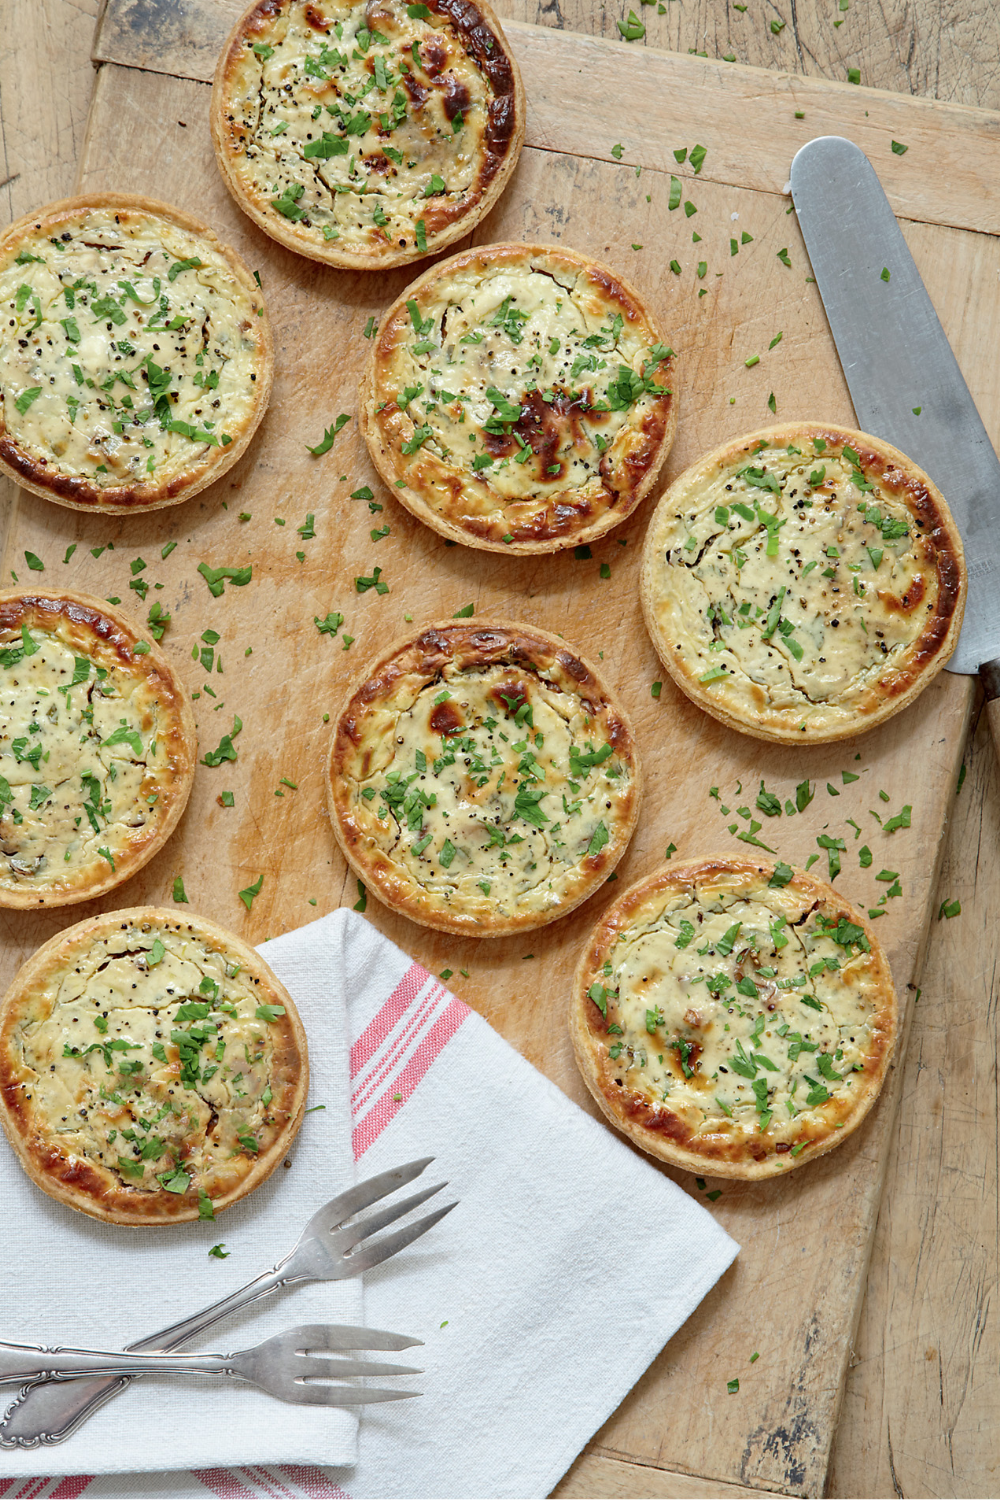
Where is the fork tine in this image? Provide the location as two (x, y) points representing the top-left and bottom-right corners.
(291, 1356), (423, 1378)
(289, 1385), (421, 1405)
(281, 1324), (423, 1352)
(299, 1158), (435, 1242)
(328, 1181), (447, 1254)
(336, 1200), (458, 1277)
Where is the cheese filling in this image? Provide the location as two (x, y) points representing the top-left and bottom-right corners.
(348, 663), (631, 915)
(0, 625), (169, 889)
(660, 440), (937, 710)
(593, 882), (881, 1144)
(222, 0), (504, 252)
(387, 264), (670, 501)
(13, 926), (284, 1200)
(0, 209), (262, 491)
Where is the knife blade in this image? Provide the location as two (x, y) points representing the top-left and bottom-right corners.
(788, 134), (1000, 694)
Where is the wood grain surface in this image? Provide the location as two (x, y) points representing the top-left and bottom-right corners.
(1, 2), (998, 1497)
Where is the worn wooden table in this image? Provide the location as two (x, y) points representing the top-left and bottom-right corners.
(1, 3), (997, 1497)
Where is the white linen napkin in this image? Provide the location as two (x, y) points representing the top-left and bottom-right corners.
(0, 916), (362, 1479)
(8, 909), (738, 1500)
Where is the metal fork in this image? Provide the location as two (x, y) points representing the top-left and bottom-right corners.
(0, 1325), (423, 1407)
(0, 1157), (455, 1447)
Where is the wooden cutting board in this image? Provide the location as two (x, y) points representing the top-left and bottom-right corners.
(3, 4), (998, 1493)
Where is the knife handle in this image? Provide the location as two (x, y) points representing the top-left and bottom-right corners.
(982, 659), (1000, 766)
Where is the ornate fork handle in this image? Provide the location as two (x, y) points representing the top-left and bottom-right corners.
(0, 1342), (233, 1385)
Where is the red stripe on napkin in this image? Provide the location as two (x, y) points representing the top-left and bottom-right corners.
(278, 1468), (352, 1498)
(351, 985), (442, 1110)
(48, 1482), (93, 1498)
(353, 997), (469, 1158)
(192, 1470), (260, 1499)
(240, 1466), (297, 1498)
(349, 962), (430, 1075)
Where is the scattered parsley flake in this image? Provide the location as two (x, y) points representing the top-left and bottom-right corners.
(617, 8), (646, 39)
(307, 413), (350, 455)
(238, 874), (264, 910)
(356, 567), (389, 595)
(197, 562), (251, 598)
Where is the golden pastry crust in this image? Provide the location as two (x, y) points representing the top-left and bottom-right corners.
(211, 0), (524, 270)
(327, 619), (642, 935)
(570, 854), (898, 1180)
(0, 908), (308, 1225)
(0, 590), (196, 908)
(0, 193), (272, 513)
(640, 423), (966, 743)
(360, 242), (678, 552)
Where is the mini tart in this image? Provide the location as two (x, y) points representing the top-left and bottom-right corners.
(0, 194), (272, 513)
(0, 590), (196, 908)
(360, 242), (677, 552)
(327, 619), (641, 935)
(211, 0), (524, 270)
(570, 855), (897, 1180)
(640, 423), (966, 743)
(0, 908), (308, 1225)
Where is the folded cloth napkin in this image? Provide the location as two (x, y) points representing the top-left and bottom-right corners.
(9, 909), (738, 1500)
(0, 917), (362, 1480)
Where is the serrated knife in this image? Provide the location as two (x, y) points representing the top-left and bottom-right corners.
(789, 135), (1000, 744)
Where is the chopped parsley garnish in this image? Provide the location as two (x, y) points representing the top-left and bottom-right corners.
(587, 821), (610, 857)
(271, 182), (307, 220)
(15, 387), (42, 414)
(168, 256), (203, 281)
(256, 1003), (286, 1022)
